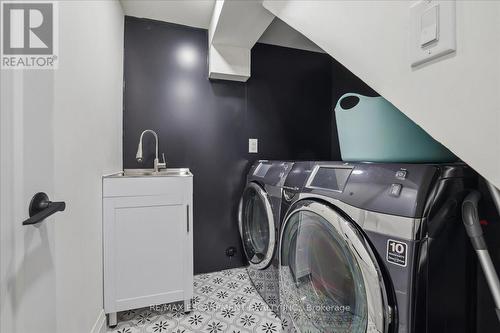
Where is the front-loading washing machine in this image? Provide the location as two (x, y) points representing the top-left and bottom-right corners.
(239, 160), (293, 313)
(279, 161), (476, 333)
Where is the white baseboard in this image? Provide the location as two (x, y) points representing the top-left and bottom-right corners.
(90, 309), (106, 333)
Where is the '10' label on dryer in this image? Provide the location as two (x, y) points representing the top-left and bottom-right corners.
(387, 239), (408, 267)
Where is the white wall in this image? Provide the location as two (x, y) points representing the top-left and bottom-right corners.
(264, 0), (500, 187)
(53, 1), (123, 333)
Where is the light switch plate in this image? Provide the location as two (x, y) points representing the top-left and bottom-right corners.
(420, 5), (439, 46)
(248, 139), (258, 153)
(410, 0), (456, 67)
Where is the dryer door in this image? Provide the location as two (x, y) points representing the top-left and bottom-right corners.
(280, 200), (391, 333)
(239, 182), (276, 269)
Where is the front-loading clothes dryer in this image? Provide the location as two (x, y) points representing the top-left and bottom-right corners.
(239, 160), (293, 313)
(279, 162), (476, 333)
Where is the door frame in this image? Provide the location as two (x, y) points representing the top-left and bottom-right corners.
(0, 70), (25, 333)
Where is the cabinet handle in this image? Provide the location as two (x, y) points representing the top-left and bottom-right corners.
(187, 204), (190, 233)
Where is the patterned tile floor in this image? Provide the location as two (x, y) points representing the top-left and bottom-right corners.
(108, 267), (283, 333)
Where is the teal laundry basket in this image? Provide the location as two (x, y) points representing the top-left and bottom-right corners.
(334, 93), (457, 163)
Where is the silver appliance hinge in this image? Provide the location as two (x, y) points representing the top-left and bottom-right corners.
(388, 305), (393, 323)
(187, 204), (190, 233)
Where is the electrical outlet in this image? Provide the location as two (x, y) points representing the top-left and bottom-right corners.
(249, 138), (258, 153)
(225, 247), (236, 257)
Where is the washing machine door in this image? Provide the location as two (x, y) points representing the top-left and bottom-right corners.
(239, 182), (276, 269)
(280, 200), (391, 333)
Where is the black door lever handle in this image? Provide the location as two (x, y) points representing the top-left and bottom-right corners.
(23, 192), (66, 226)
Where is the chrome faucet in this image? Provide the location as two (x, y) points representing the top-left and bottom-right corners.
(135, 129), (166, 172)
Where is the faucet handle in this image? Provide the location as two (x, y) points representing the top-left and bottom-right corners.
(158, 153), (167, 169)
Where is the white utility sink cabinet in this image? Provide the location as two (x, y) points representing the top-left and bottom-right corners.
(102, 169), (193, 325)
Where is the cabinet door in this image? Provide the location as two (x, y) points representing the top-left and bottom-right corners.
(104, 195), (189, 312)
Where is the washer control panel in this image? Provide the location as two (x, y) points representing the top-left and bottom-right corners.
(300, 162), (445, 218)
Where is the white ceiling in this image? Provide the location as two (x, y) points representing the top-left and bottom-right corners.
(120, 0), (216, 29)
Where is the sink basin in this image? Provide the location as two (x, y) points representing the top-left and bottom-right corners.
(118, 168), (192, 177)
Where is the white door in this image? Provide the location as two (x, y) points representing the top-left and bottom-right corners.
(0, 70), (59, 332)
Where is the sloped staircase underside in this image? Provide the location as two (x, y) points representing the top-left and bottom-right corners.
(263, 0), (500, 187)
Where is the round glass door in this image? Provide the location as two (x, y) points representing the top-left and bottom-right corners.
(239, 183), (275, 269)
(280, 201), (389, 333)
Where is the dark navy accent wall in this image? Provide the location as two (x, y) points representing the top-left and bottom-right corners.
(123, 17), (247, 274)
(123, 16), (377, 274)
(246, 43), (334, 161)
